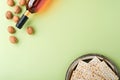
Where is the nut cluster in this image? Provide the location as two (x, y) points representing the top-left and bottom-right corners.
(6, 0), (35, 44)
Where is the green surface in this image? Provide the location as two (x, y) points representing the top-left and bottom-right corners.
(0, 0), (120, 80)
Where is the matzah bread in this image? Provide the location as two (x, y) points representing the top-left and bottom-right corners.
(70, 71), (85, 80)
(71, 60), (104, 80)
(89, 57), (105, 79)
(75, 60), (88, 71)
(71, 61), (87, 80)
(96, 61), (119, 80)
(89, 56), (101, 66)
(70, 56), (119, 80)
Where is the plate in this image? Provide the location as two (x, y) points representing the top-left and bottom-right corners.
(65, 54), (120, 80)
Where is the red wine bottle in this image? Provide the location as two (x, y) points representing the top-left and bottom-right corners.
(16, 0), (45, 29)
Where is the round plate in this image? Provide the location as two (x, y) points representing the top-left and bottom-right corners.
(65, 54), (120, 80)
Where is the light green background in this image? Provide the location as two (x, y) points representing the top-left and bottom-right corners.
(0, 0), (120, 80)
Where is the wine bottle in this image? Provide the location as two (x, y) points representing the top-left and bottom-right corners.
(16, 0), (45, 29)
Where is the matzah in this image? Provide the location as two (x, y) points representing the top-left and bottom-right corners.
(70, 56), (119, 80)
(89, 56), (101, 66)
(96, 61), (119, 80)
(75, 60), (88, 71)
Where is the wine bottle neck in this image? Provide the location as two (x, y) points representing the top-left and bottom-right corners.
(24, 10), (31, 17)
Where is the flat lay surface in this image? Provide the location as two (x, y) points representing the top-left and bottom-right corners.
(0, 0), (120, 80)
